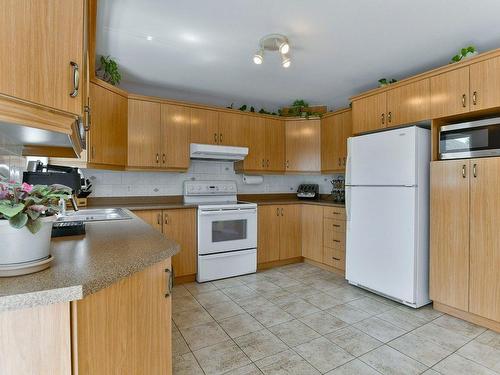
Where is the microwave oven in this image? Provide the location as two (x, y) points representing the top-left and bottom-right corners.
(439, 117), (500, 160)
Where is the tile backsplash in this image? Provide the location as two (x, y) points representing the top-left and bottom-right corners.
(83, 161), (340, 197)
(0, 131), (25, 182)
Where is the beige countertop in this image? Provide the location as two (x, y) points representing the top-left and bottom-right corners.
(0, 210), (179, 312)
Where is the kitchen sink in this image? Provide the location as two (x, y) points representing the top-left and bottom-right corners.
(57, 208), (132, 223)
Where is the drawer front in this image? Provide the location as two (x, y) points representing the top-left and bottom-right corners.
(323, 206), (346, 220)
(323, 225), (345, 250)
(324, 218), (346, 233)
(323, 247), (345, 270)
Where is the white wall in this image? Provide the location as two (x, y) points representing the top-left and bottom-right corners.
(83, 160), (340, 197)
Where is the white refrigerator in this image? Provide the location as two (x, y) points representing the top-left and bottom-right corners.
(345, 126), (431, 308)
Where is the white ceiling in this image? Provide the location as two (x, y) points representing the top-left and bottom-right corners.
(96, 0), (500, 111)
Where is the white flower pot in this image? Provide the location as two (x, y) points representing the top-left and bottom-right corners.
(0, 216), (55, 266)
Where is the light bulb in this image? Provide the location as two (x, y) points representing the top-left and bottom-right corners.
(279, 41), (290, 55)
(253, 50), (264, 65)
(281, 55), (291, 68)
(146, 35), (153, 41)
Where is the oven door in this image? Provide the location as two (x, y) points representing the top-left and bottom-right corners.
(198, 207), (257, 255)
(439, 118), (500, 159)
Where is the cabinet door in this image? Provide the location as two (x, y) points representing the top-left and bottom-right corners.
(161, 104), (191, 170)
(340, 110), (353, 167)
(134, 210), (163, 233)
(285, 120), (321, 172)
(244, 117), (266, 171)
(75, 259), (172, 375)
(430, 66), (470, 118)
(352, 93), (386, 134)
(218, 112), (246, 146)
(386, 79), (430, 127)
(163, 209), (197, 277)
(88, 82), (128, 167)
(266, 119), (285, 172)
(469, 56), (500, 111)
(301, 205), (323, 263)
(469, 157), (500, 321)
(0, 0), (84, 115)
(430, 160), (470, 311)
(190, 108), (219, 145)
(128, 99), (161, 168)
(279, 205), (302, 260)
(257, 205), (281, 264)
(320, 115), (339, 172)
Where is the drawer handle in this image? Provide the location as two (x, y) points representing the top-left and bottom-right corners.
(333, 239), (341, 243)
(333, 224), (341, 228)
(165, 268), (174, 297)
(332, 212), (340, 215)
(332, 257), (341, 261)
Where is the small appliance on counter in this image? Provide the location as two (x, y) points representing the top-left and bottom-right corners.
(297, 184), (319, 200)
(330, 176), (345, 203)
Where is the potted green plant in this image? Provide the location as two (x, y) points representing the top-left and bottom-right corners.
(378, 78), (398, 87)
(451, 46), (478, 63)
(0, 179), (71, 275)
(96, 55), (122, 85)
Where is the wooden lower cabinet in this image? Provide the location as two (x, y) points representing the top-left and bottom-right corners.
(133, 208), (197, 279)
(74, 259), (172, 375)
(431, 157), (500, 330)
(163, 209), (197, 278)
(322, 207), (346, 272)
(301, 205), (323, 263)
(257, 204), (302, 264)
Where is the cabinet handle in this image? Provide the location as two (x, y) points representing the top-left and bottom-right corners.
(332, 257), (341, 261)
(472, 91), (477, 106)
(164, 214), (169, 224)
(157, 213), (162, 225)
(214, 133), (218, 143)
(262, 159), (265, 168)
(333, 239), (341, 243)
(285, 160), (289, 169)
(462, 164), (466, 178)
(381, 113), (385, 125)
(162, 153), (166, 164)
(69, 61), (80, 97)
(281, 208), (284, 216)
(219, 133), (223, 143)
(276, 207), (280, 216)
(462, 94), (467, 108)
(83, 98), (91, 131)
(156, 153), (159, 163)
(387, 111), (392, 123)
(473, 163), (477, 178)
(164, 268), (174, 297)
(267, 159), (270, 167)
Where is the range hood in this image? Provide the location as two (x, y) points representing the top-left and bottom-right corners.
(190, 143), (248, 161)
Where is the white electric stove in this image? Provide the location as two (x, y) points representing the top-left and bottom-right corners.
(184, 180), (257, 282)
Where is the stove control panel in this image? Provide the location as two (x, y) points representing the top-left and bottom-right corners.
(184, 180), (237, 196)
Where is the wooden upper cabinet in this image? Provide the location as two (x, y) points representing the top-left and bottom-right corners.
(429, 160), (470, 312)
(88, 81), (127, 167)
(469, 56), (500, 111)
(257, 205), (281, 264)
(266, 119), (285, 172)
(285, 119), (321, 173)
(301, 205), (323, 263)
(430, 66), (470, 118)
(128, 99), (161, 168)
(161, 104), (190, 170)
(190, 108), (219, 145)
(279, 205), (302, 260)
(321, 110), (352, 172)
(163, 209), (197, 278)
(469, 157), (500, 322)
(0, 0), (85, 115)
(386, 79), (430, 127)
(352, 92), (386, 134)
(244, 117), (266, 171)
(218, 112), (246, 146)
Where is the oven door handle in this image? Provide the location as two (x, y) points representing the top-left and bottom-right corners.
(200, 249), (256, 259)
(199, 209), (257, 216)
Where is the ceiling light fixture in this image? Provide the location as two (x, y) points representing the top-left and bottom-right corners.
(253, 34), (291, 68)
(146, 35), (153, 41)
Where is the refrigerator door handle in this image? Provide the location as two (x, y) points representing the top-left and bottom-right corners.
(345, 186), (351, 222)
(345, 138), (352, 186)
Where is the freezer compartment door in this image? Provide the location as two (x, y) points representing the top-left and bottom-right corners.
(346, 186), (417, 304)
(347, 127), (417, 186)
(197, 249), (257, 282)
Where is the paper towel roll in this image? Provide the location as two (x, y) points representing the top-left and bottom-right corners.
(242, 175), (264, 185)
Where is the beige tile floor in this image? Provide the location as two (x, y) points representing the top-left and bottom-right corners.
(172, 263), (500, 375)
